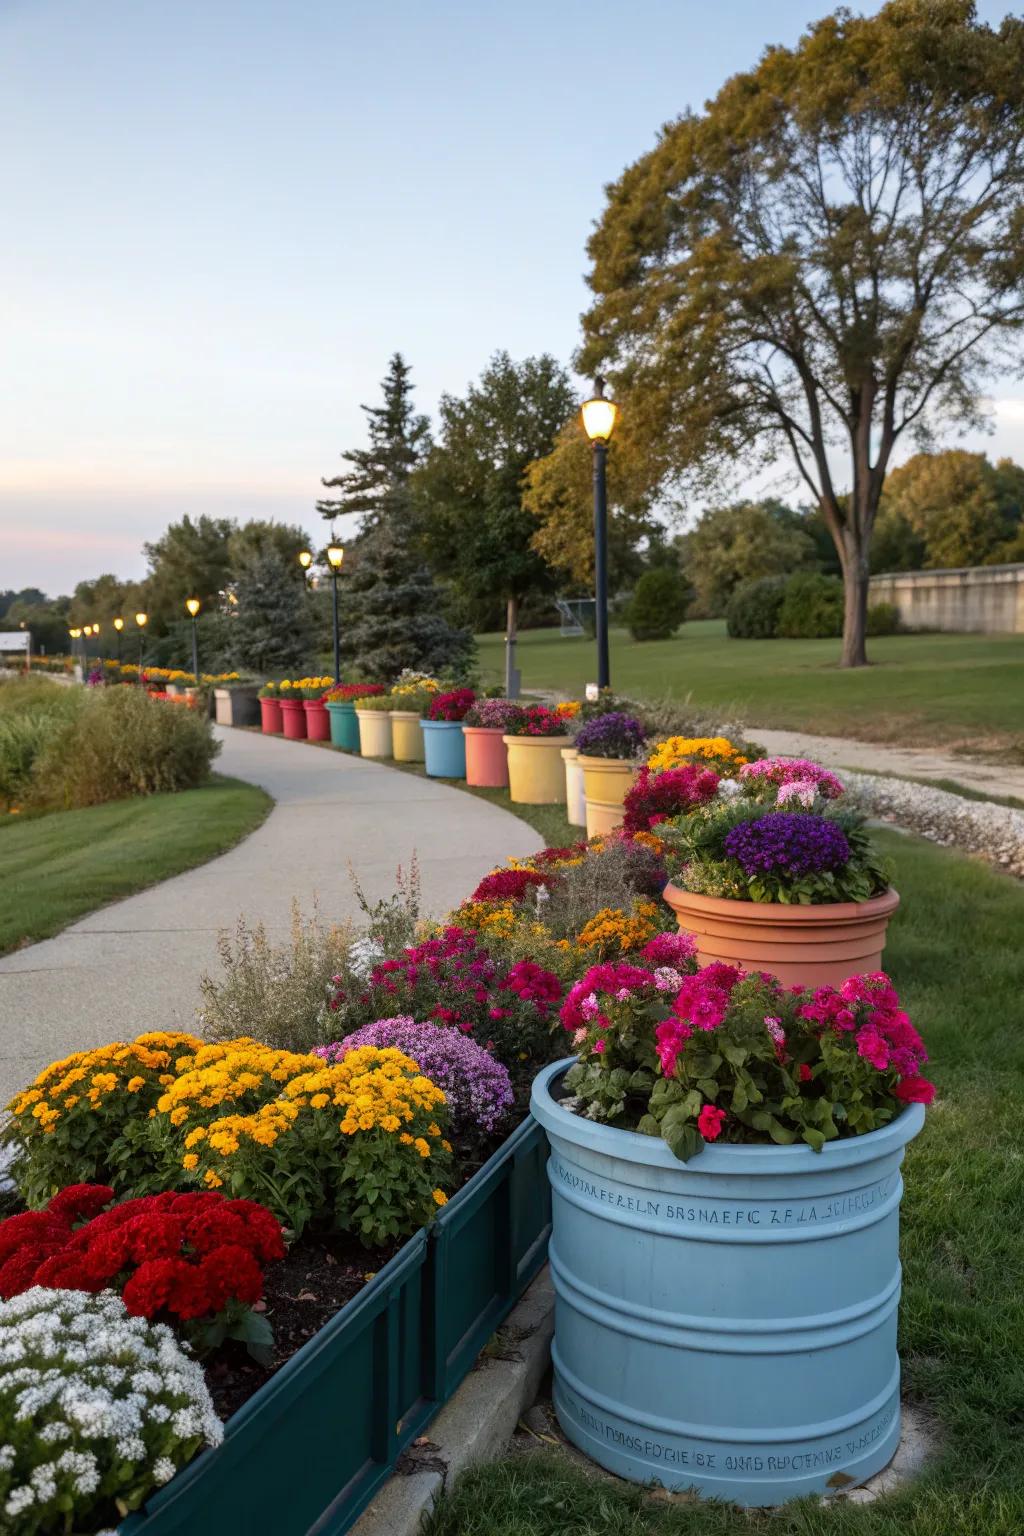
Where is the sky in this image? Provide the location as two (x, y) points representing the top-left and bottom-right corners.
(1, 0), (1022, 596)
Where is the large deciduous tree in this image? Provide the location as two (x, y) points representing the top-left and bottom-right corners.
(681, 500), (819, 616)
(875, 449), (1024, 570)
(577, 0), (1024, 665)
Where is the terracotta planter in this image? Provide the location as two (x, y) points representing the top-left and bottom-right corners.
(303, 698), (331, 742)
(502, 734), (572, 804)
(279, 697), (308, 740)
(259, 697), (283, 734)
(662, 884), (901, 989)
(356, 708), (393, 759)
(561, 748), (586, 827)
(390, 710), (425, 762)
(464, 726), (509, 788)
(577, 754), (640, 839)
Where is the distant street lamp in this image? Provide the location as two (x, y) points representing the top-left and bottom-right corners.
(581, 376), (620, 691)
(134, 612), (148, 683)
(298, 550), (313, 572)
(185, 598), (201, 685)
(326, 543), (344, 683)
(69, 627), (82, 673)
(83, 625), (94, 678)
(113, 616), (124, 662)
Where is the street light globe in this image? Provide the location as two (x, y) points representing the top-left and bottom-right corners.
(93, 621), (101, 634)
(83, 625), (93, 638)
(135, 612), (148, 628)
(326, 544), (344, 570)
(69, 628), (81, 639)
(298, 550), (313, 570)
(113, 617), (124, 632)
(186, 597), (201, 617)
(581, 376), (619, 443)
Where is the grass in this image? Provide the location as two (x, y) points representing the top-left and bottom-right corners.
(0, 774), (271, 954)
(475, 622), (1024, 755)
(423, 825), (1024, 1536)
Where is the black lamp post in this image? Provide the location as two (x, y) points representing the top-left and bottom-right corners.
(185, 598), (201, 684)
(134, 612), (148, 683)
(581, 376), (620, 690)
(113, 617), (124, 663)
(326, 542), (344, 683)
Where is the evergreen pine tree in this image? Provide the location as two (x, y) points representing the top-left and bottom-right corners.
(319, 354), (471, 680)
(230, 547), (314, 676)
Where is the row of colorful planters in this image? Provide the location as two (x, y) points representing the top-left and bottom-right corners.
(257, 693), (632, 836)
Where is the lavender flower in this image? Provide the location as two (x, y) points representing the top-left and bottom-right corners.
(574, 712), (647, 760)
(316, 1017), (513, 1133)
(463, 698), (526, 731)
(723, 813), (851, 879)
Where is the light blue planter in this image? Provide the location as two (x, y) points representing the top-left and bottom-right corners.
(530, 1060), (925, 1507)
(421, 718), (467, 779)
(326, 699), (361, 752)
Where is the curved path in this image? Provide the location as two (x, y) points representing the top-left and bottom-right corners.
(0, 728), (543, 1107)
(749, 727), (1024, 802)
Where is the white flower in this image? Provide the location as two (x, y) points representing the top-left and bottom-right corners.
(153, 1457), (177, 1485)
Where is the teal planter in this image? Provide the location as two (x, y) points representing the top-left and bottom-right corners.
(531, 1060), (924, 1507)
(421, 718), (467, 778)
(119, 1115), (550, 1536)
(326, 699), (360, 752)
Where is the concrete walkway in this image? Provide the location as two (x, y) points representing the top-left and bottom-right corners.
(0, 728), (543, 1107)
(751, 728), (1024, 801)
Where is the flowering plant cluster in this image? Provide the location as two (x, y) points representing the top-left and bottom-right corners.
(391, 670), (441, 698)
(277, 676), (335, 700)
(502, 705), (570, 738)
(330, 927), (564, 1065)
(317, 1018), (513, 1133)
(0, 1287), (223, 1534)
(463, 698), (526, 731)
(738, 756), (845, 805)
(0, 1186), (285, 1363)
(427, 688), (476, 722)
(622, 764), (720, 834)
(647, 735), (750, 776)
(564, 961), (933, 1161)
(574, 712), (647, 760)
(661, 796), (890, 905)
(323, 682), (384, 702)
(575, 900), (664, 959)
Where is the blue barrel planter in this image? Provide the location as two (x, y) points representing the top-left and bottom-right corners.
(531, 1059), (925, 1507)
(326, 699), (361, 752)
(421, 718), (467, 779)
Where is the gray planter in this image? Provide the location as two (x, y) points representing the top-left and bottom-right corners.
(214, 687), (260, 727)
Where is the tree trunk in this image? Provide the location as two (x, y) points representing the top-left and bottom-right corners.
(504, 595), (519, 698)
(839, 541), (870, 668)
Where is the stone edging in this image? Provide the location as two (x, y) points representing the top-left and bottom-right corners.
(846, 770), (1024, 879)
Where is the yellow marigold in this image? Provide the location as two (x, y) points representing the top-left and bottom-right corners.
(646, 735), (748, 773)
(125, 1076), (145, 1093)
(203, 1170), (223, 1188)
(432, 1189), (448, 1206)
(182, 1153), (199, 1171)
(414, 1137), (431, 1158)
(310, 1093), (330, 1110)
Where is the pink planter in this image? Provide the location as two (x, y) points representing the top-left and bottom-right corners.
(259, 697), (283, 734)
(280, 697), (308, 740)
(303, 698), (331, 742)
(463, 725), (509, 788)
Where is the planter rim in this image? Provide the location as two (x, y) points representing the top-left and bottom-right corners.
(560, 746), (579, 762)
(463, 723), (506, 736)
(302, 697), (327, 709)
(531, 1057), (923, 1175)
(325, 698), (356, 711)
(421, 717), (466, 730)
(279, 695), (304, 707)
(389, 708), (423, 719)
(355, 705), (392, 717)
(576, 753), (639, 770)
(502, 733), (572, 748)
(663, 882), (900, 924)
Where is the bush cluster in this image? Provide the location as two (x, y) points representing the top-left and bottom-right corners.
(727, 573), (900, 640)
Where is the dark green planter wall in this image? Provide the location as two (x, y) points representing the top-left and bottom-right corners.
(120, 1115), (550, 1536)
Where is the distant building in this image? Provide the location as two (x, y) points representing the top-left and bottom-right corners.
(869, 562), (1024, 633)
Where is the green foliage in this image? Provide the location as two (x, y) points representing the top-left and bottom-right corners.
(229, 545), (315, 676)
(142, 514), (235, 632)
(877, 450), (1024, 571)
(776, 572), (844, 639)
(725, 575), (786, 639)
(625, 567), (689, 640)
(681, 501), (818, 617)
(866, 601), (900, 637)
(318, 352), (431, 530)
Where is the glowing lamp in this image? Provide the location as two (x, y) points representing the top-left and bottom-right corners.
(186, 597), (201, 617)
(581, 377), (619, 443)
(326, 545), (344, 570)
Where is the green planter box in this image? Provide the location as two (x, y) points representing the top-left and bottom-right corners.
(119, 1114), (550, 1536)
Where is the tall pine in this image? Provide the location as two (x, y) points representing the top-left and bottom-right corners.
(319, 354), (471, 680)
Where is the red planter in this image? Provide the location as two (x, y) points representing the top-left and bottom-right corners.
(280, 697), (308, 740)
(259, 697), (283, 734)
(303, 698), (331, 742)
(463, 726), (509, 788)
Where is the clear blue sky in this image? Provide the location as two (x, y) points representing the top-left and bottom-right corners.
(1, 0), (1020, 593)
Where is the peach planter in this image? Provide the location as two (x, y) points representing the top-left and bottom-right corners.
(463, 725), (509, 787)
(390, 710), (425, 763)
(662, 884), (901, 990)
(356, 708), (393, 759)
(578, 755), (639, 839)
(502, 734), (572, 805)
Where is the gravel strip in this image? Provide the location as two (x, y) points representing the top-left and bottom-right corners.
(846, 772), (1024, 879)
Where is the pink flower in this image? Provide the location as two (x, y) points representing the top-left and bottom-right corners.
(697, 1105), (726, 1141)
(891, 1076), (935, 1105)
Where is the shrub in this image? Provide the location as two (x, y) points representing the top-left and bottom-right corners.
(0, 1186), (285, 1362)
(0, 1287), (222, 1533)
(867, 600), (900, 636)
(31, 687), (219, 809)
(625, 568), (689, 641)
(725, 575), (787, 638)
(317, 1019), (513, 1133)
(776, 571), (844, 638)
(563, 967), (933, 1160)
(574, 712), (647, 760)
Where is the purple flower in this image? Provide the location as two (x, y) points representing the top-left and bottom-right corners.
(315, 1016), (513, 1133)
(574, 712), (647, 760)
(723, 813), (851, 880)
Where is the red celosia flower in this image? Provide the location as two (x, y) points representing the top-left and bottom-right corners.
(623, 764), (719, 834)
(471, 867), (549, 904)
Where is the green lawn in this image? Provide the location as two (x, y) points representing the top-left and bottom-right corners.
(475, 623), (1024, 755)
(0, 774), (271, 953)
(425, 825), (1024, 1536)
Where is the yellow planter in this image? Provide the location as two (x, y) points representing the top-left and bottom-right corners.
(390, 711), (425, 762)
(356, 708), (393, 759)
(502, 734), (572, 804)
(578, 754), (640, 839)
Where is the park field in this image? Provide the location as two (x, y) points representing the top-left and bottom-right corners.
(475, 621), (1024, 755)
